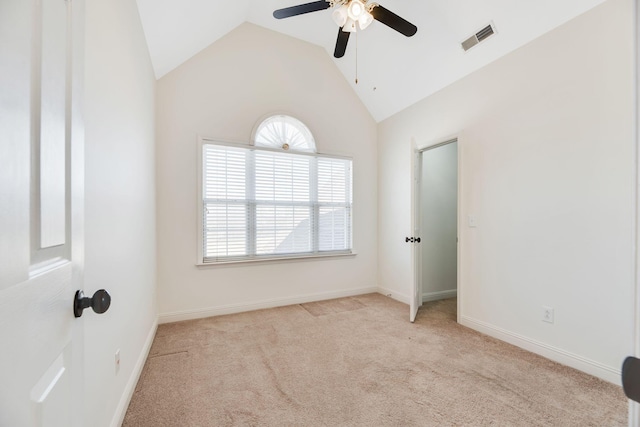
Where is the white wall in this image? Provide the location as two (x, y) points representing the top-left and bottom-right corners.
(156, 23), (378, 320)
(84, 0), (157, 425)
(420, 142), (458, 300)
(378, 0), (634, 383)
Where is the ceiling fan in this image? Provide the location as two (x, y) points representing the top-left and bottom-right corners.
(273, 0), (417, 58)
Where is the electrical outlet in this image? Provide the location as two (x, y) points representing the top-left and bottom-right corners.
(542, 306), (554, 324)
(115, 349), (121, 374)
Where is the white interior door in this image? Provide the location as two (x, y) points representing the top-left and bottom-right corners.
(0, 0), (85, 425)
(410, 150), (422, 322)
(410, 262), (421, 322)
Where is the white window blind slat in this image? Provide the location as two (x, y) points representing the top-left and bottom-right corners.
(202, 142), (352, 262)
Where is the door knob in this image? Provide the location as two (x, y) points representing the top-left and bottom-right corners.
(622, 356), (640, 403)
(74, 289), (111, 318)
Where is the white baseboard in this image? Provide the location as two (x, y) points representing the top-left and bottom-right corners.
(159, 286), (379, 324)
(376, 286), (410, 305)
(422, 289), (457, 303)
(110, 319), (158, 427)
(460, 315), (621, 385)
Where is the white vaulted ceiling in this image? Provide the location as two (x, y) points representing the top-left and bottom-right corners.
(135, 0), (606, 121)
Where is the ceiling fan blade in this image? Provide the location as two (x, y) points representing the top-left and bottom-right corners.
(333, 27), (350, 58)
(273, 1), (330, 19)
(370, 5), (417, 37)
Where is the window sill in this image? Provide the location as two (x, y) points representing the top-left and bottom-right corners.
(196, 252), (357, 267)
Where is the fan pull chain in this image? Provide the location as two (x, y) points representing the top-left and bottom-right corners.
(355, 31), (358, 84)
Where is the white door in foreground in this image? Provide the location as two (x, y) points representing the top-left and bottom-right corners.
(0, 0), (86, 425)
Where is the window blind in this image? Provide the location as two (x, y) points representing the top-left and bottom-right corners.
(202, 143), (352, 263)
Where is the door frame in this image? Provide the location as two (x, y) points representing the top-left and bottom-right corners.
(632, 1), (639, 426)
(411, 137), (462, 323)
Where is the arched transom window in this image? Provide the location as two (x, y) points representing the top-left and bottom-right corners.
(253, 115), (316, 153)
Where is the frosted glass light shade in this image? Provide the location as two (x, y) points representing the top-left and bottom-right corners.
(333, 0), (373, 32)
(347, 0), (365, 20)
(332, 5), (348, 27)
(358, 12), (373, 30)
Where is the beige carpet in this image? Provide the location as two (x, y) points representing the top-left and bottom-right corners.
(123, 295), (627, 426)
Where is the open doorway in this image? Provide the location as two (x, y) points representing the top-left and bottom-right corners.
(410, 139), (459, 322)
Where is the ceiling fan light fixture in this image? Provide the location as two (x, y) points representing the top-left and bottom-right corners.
(332, 5), (348, 27)
(358, 11), (373, 30)
(272, 0), (418, 59)
(343, 17), (357, 32)
(347, 0), (366, 20)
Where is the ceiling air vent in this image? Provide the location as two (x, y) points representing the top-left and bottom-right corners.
(461, 23), (496, 51)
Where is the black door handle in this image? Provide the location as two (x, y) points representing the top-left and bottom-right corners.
(405, 237), (421, 243)
(74, 289), (111, 318)
(623, 356), (640, 403)
(415, 237), (421, 243)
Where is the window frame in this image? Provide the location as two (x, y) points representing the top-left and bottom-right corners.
(196, 137), (355, 266)
(253, 114), (317, 153)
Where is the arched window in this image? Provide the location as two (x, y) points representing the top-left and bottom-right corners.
(253, 115), (316, 153)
